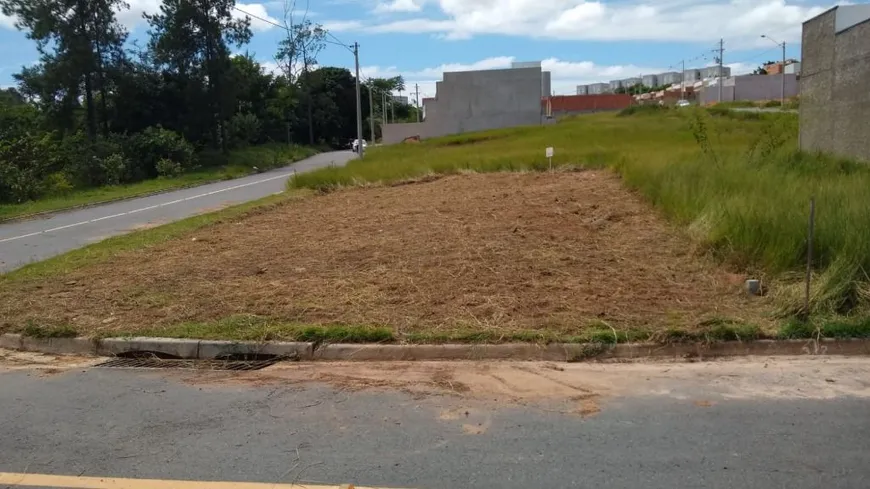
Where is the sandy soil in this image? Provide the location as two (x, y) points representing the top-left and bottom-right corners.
(0, 171), (770, 336)
(172, 357), (870, 417)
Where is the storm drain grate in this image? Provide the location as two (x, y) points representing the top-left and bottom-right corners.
(94, 357), (281, 371)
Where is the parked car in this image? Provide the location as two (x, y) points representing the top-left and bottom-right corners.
(352, 139), (368, 153)
(676, 99), (691, 108)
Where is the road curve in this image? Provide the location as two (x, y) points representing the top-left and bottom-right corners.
(0, 150), (357, 273)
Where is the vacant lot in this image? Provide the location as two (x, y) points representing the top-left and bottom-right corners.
(295, 108), (870, 318)
(0, 171), (769, 341)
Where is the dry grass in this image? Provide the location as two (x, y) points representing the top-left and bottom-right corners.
(0, 171), (772, 338)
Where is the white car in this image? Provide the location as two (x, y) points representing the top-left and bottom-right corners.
(352, 139), (368, 153)
(676, 99), (691, 108)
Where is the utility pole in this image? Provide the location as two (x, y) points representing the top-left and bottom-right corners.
(761, 35), (787, 107)
(391, 98), (395, 122)
(780, 41), (786, 107)
(368, 82), (375, 144)
(415, 83), (421, 122)
(681, 59), (686, 100)
(353, 42), (364, 158)
(382, 91), (387, 125)
(717, 38), (724, 103)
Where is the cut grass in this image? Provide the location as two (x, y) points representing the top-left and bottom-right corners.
(21, 322), (78, 339)
(0, 143), (317, 221)
(14, 315), (870, 346)
(1, 171), (769, 339)
(1, 190), (310, 283)
(290, 109), (870, 317)
(134, 315), (395, 344)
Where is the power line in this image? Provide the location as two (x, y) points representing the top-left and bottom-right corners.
(232, 6), (353, 53)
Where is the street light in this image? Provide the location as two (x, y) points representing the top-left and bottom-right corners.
(761, 34), (786, 108)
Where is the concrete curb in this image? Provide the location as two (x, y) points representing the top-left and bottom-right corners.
(3, 334), (870, 361)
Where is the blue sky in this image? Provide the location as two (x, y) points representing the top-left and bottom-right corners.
(1, 0), (835, 96)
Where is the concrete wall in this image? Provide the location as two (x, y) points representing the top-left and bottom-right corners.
(382, 122), (431, 144)
(382, 66), (544, 144)
(543, 94), (632, 116)
(700, 74), (798, 104)
(801, 6), (870, 162)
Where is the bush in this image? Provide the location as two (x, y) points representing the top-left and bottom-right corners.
(42, 172), (74, 196)
(126, 127), (196, 179)
(228, 113), (262, 148)
(763, 100), (783, 108)
(155, 158), (182, 177)
(0, 133), (55, 203)
(98, 153), (129, 185)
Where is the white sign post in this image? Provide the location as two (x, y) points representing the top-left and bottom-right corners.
(545, 147), (554, 171)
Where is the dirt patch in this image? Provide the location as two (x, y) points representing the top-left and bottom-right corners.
(0, 172), (769, 337)
(0, 349), (98, 372)
(168, 357), (870, 417)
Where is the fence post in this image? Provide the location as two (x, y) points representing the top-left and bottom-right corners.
(804, 197), (816, 318)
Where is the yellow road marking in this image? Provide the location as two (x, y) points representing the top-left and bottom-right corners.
(0, 472), (404, 489)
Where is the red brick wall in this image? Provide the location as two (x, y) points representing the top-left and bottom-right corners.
(542, 94), (632, 113)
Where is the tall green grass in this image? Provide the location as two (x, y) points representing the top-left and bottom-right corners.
(289, 109), (870, 316)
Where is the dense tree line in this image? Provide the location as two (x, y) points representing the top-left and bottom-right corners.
(0, 0), (411, 204)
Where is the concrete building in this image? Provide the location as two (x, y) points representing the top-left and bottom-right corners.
(785, 61), (802, 75)
(621, 77), (641, 88)
(683, 69), (701, 82)
(382, 66), (544, 144)
(512, 61), (551, 98)
(641, 74), (659, 87)
(800, 4), (870, 162)
(511, 61), (541, 69)
(391, 95), (409, 105)
(699, 66), (731, 79)
(587, 83), (610, 95)
(700, 74), (799, 104)
(608, 80), (623, 91)
(576, 85), (588, 95)
(660, 72), (681, 85)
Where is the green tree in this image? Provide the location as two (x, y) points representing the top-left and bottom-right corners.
(276, 8), (325, 145)
(146, 0), (252, 152)
(1, 0), (129, 140)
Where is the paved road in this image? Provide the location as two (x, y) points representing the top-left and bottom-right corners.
(2, 354), (869, 489)
(0, 151), (357, 273)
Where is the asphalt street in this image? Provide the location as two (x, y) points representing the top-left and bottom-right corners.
(2, 354), (869, 489)
(0, 151), (356, 273)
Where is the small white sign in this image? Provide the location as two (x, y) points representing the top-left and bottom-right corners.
(545, 147), (554, 158)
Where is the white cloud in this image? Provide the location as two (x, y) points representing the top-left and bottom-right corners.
(116, 0), (162, 29)
(0, 12), (17, 29)
(329, 0), (829, 46)
(375, 0), (426, 13)
(359, 56), (670, 97)
(233, 3), (281, 32)
(2, 0), (279, 32)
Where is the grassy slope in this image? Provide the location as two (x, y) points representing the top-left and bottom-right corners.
(0, 143), (317, 221)
(292, 108), (870, 319)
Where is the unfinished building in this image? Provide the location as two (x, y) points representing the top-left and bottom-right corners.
(382, 66), (544, 144)
(800, 4), (870, 162)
